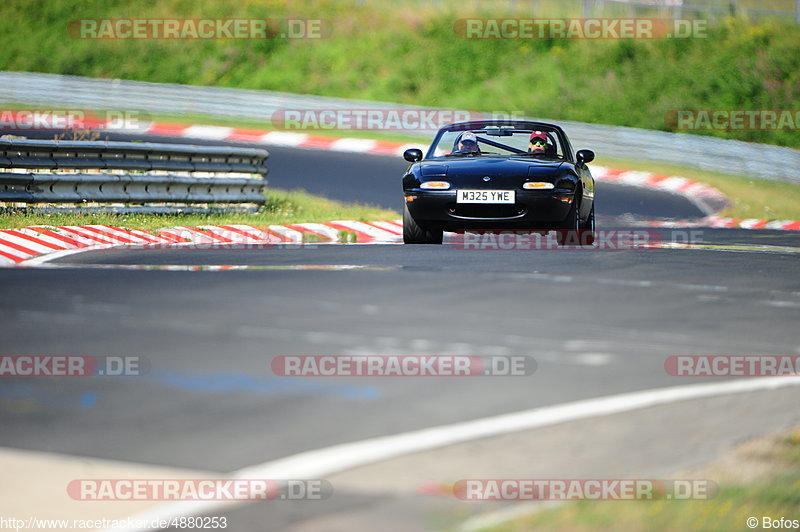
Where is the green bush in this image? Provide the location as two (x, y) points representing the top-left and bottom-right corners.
(2, 0), (798, 147)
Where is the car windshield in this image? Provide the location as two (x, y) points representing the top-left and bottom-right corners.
(429, 126), (567, 160)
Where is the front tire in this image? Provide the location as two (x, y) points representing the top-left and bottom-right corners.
(556, 196), (581, 246)
(403, 203), (443, 244)
(579, 202), (596, 246)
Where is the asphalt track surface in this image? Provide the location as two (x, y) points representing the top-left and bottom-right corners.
(1, 133), (800, 530)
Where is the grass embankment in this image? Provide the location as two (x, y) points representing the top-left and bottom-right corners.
(0, 188), (399, 231)
(1, 0), (799, 147)
(596, 157), (800, 221)
(489, 426), (800, 532)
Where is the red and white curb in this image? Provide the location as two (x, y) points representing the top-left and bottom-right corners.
(588, 167), (799, 229)
(641, 216), (800, 231)
(0, 221), (403, 267)
(589, 165), (797, 230)
(3, 213), (797, 268)
(590, 166), (730, 216)
(137, 123), (427, 157)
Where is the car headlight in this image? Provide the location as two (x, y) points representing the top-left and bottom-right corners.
(420, 181), (451, 190)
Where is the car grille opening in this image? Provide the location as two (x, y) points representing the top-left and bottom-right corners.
(448, 204), (526, 219)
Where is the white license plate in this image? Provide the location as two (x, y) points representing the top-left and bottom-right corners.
(457, 190), (515, 204)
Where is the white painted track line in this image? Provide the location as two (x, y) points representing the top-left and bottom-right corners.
(113, 377), (800, 531)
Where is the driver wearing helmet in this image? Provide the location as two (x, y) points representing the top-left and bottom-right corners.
(528, 131), (548, 155)
(455, 131), (481, 155)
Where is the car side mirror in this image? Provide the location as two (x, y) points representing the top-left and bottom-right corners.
(576, 149), (595, 165)
(403, 148), (423, 162)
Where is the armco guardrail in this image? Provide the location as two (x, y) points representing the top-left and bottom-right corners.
(1, 71), (799, 183)
(0, 138), (268, 210)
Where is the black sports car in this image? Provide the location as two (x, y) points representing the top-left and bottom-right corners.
(402, 120), (595, 245)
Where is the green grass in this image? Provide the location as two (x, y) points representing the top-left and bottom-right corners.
(594, 156), (800, 220)
(0, 188), (399, 231)
(488, 427), (800, 532)
(1, 0), (799, 148)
